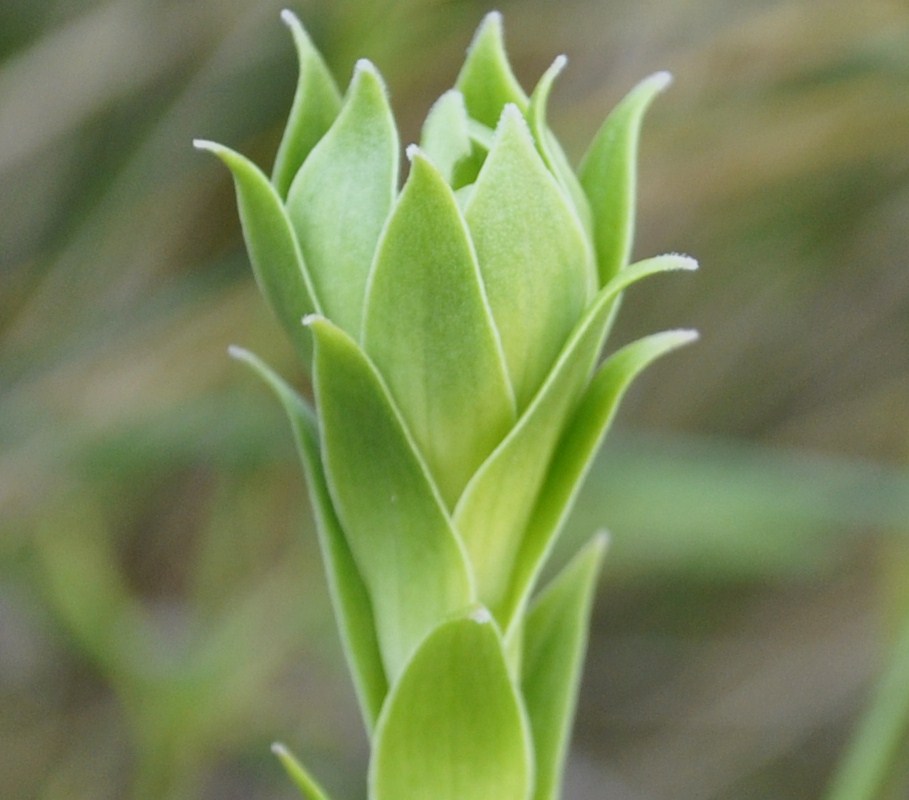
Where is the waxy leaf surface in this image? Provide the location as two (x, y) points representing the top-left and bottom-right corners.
(196, 141), (318, 365)
(311, 318), (474, 680)
(363, 152), (515, 509)
(466, 105), (594, 409)
(580, 72), (672, 284)
(271, 10), (342, 199)
(230, 348), (387, 729)
(522, 536), (606, 800)
(370, 610), (534, 800)
(286, 61), (398, 338)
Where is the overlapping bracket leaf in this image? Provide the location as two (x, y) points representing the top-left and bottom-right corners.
(309, 317), (475, 681)
(370, 608), (534, 800)
(455, 255), (696, 624)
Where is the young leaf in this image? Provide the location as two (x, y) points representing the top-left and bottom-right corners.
(527, 55), (594, 238)
(286, 60), (398, 339)
(362, 150), (515, 509)
(370, 609), (534, 800)
(309, 317), (474, 681)
(455, 11), (528, 127)
(271, 10), (342, 199)
(522, 535), (607, 800)
(419, 90), (472, 185)
(272, 742), (335, 800)
(194, 141), (319, 365)
(455, 255), (695, 621)
(503, 327), (699, 630)
(579, 72), (673, 285)
(229, 347), (387, 730)
(465, 105), (594, 410)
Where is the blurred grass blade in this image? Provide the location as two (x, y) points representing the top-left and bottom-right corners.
(230, 346), (388, 730)
(504, 325), (698, 629)
(369, 609), (534, 800)
(196, 141), (319, 365)
(309, 317), (474, 680)
(271, 10), (342, 198)
(455, 11), (528, 127)
(272, 743), (334, 800)
(824, 600), (909, 800)
(522, 535), (607, 800)
(286, 60), (398, 338)
(362, 149), (515, 508)
(579, 72), (672, 284)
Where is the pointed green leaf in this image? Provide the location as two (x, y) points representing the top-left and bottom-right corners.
(229, 347), (387, 730)
(522, 536), (607, 800)
(455, 11), (528, 127)
(455, 255), (696, 620)
(272, 743), (335, 800)
(466, 105), (595, 409)
(309, 317), (474, 680)
(504, 327), (699, 629)
(271, 10), (342, 199)
(363, 150), (515, 508)
(420, 90), (472, 185)
(195, 141), (319, 364)
(579, 72), (672, 284)
(527, 56), (594, 238)
(286, 60), (398, 338)
(370, 609), (534, 800)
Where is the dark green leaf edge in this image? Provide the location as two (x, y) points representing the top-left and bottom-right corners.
(229, 346), (388, 731)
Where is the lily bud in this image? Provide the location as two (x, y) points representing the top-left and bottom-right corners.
(200, 11), (696, 800)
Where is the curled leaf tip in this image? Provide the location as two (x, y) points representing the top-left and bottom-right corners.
(551, 53), (568, 73)
(271, 741), (288, 756)
(192, 138), (218, 152)
(405, 143), (421, 161)
(279, 8), (299, 27)
(648, 70), (674, 91)
(227, 344), (250, 360)
(469, 605), (493, 624)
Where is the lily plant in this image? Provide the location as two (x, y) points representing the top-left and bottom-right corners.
(196, 10), (696, 800)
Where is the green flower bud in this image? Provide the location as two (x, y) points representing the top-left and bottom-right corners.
(200, 11), (696, 800)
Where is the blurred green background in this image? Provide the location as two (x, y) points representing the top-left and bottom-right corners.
(2, 0), (908, 798)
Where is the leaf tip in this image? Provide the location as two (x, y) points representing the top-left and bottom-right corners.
(469, 605), (493, 625)
(279, 8), (299, 29)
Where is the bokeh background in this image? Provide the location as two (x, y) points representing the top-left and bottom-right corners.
(2, 0), (908, 798)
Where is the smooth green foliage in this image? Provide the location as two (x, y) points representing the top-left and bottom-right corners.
(363, 150), (515, 509)
(420, 90), (472, 185)
(580, 71), (673, 284)
(228, 346), (388, 730)
(455, 255), (695, 621)
(455, 12), (528, 127)
(194, 141), (318, 364)
(310, 317), (474, 681)
(271, 10), (342, 199)
(286, 60), (398, 338)
(466, 105), (594, 409)
(207, 12), (695, 799)
(522, 536), (606, 800)
(370, 609), (534, 800)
